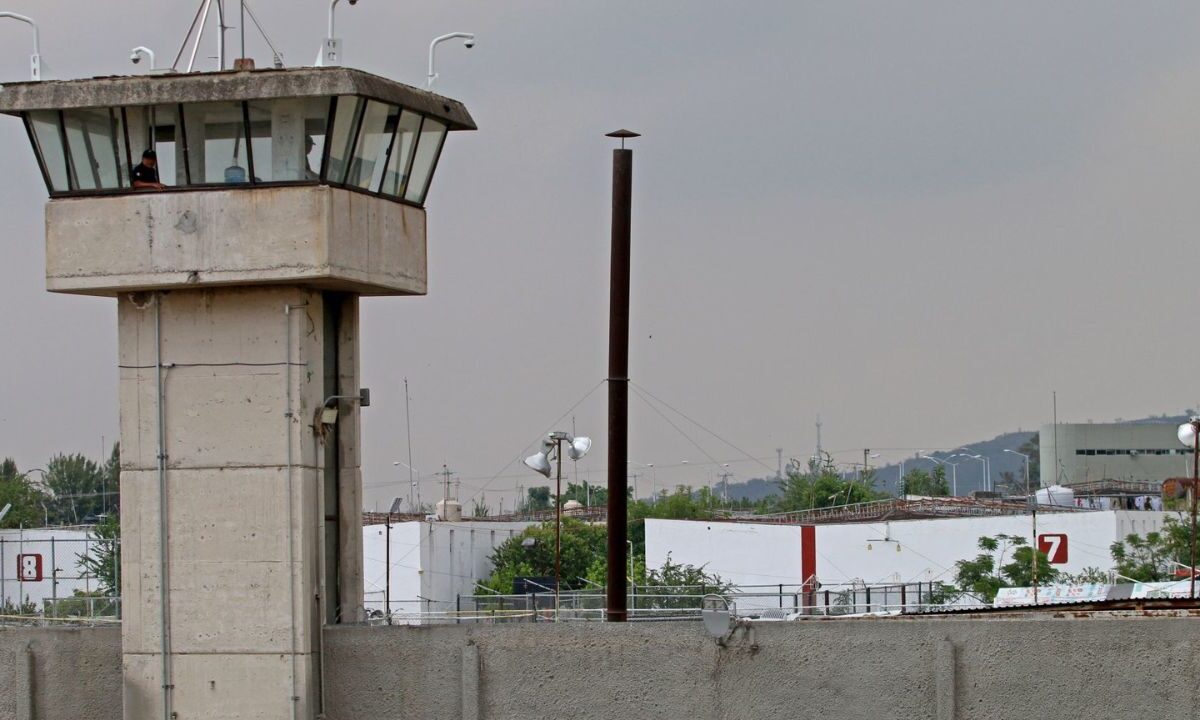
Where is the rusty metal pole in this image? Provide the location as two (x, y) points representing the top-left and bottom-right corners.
(555, 439), (563, 620)
(1191, 420), (1198, 600)
(606, 129), (638, 622)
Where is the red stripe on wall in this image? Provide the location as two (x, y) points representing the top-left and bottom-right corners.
(801, 525), (816, 590)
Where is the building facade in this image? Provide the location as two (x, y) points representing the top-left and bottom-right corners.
(1040, 422), (1187, 487)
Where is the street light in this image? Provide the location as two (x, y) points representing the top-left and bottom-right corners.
(0, 12), (41, 80)
(427, 32), (476, 90)
(920, 455), (959, 496)
(628, 460), (657, 502)
(1002, 448), (1039, 602)
(1176, 419), (1200, 600)
(391, 460), (421, 510)
(1003, 449), (1031, 495)
(954, 454), (989, 495)
(523, 431), (592, 617)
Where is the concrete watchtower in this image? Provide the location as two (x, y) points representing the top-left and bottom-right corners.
(0, 67), (474, 718)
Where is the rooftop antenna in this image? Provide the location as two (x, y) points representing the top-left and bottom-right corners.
(241, 2), (284, 68)
(0, 12), (41, 80)
(173, 0), (222, 72)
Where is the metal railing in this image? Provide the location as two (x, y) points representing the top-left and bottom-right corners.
(365, 581), (959, 624)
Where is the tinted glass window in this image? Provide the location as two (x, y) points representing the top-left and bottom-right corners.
(63, 108), (124, 190)
(28, 111), (70, 192)
(149, 105), (184, 185)
(346, 100), (399, 190)
(325, 95), (363, 184)
(404, 117), (446, 204)
(182, 101), (248, 184)
(381, 110), (422, 198)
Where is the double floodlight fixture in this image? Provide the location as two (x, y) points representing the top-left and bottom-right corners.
(523, 431), (592, 478)
(427, 32), (476, 90)
(320, 387), (371, 425)
(0, 12), (41, 80)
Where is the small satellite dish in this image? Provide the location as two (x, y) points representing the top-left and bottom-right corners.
(701, 594), (735, 640)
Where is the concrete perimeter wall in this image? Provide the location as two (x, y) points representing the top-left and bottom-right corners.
(0, 627), (120, 720)
(323, 617), (1199, 720)
(1, 617), (1198, 720)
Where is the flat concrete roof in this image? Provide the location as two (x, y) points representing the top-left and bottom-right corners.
(0, 66), (475, 130)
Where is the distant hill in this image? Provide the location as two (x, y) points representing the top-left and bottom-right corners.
(720, 411), (1194, 501)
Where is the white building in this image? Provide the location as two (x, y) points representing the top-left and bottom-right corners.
(362, 520), (533, 622)
(646, 510), (1175, 591)
(0, 527), (105, 610)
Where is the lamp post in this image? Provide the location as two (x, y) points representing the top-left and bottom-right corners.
(524, 431), (592, 618)
(0, 12), (41, 80)
(392, 460), (421, 511)
(1003, 449), (1031, 495)
(427, 32), (476, 90)
(1176, 420), (1200, 599)
(919, 455), (958, 496)
(628, 461), (657, 502)
(1008, 451), (1036, 602)
(954, 454), (988, 495)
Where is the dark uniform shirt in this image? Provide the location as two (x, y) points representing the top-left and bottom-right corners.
(131, 162), (160, 185)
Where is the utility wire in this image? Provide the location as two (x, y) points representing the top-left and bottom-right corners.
(629, 386), (724, 470)
(630, 381), (778, 475)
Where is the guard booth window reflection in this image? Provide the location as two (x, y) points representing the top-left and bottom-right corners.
(245, 97), (329, 183)
(27, 110), (70, 192)
(145, 105), (184, 185)
(325, 95), (364, 185)
(62, 108), (125, 190)
(182, 102), (249, 184)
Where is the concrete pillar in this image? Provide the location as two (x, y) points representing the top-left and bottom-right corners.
(117, 286), (359, 719)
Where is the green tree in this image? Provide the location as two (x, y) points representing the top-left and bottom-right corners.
(78, 513), (120, 596)
(44, 453), (107, 524)
(900, 467), (949, 497)
(470, 499), (491, 518)
(774, 454), (884, 512)
(949, 534), (1059, 603)
(556, 481), (607, 507)
(523, 486), (551, 512)
(0, 459), (51, 529)
(485, 519), (607, 592)
(1110, 516), (1194, 582)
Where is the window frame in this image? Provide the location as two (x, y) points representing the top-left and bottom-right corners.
(21, 91), (453, 208)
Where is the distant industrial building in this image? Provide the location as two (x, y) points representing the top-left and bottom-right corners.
(1040, 422), (1187, 488)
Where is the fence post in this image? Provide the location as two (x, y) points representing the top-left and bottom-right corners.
(779, 583), (783, 609)
(456, 594), (461, 625)
(50, 537), (57, 606)
(529, 593), (536, 623)
(900, 584), (907, 612)
(865, 586), (871, 614)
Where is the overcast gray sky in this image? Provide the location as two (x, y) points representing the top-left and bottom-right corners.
(2, 1), (1199, 510)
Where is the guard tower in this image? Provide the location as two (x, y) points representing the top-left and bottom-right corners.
(0, 67), (474, 719)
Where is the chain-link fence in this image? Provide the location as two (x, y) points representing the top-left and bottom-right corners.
(0, 533), (119, 625)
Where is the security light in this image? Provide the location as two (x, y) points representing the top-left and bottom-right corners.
(523, 451), (552, 478)
(427, 32), (477, 90)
